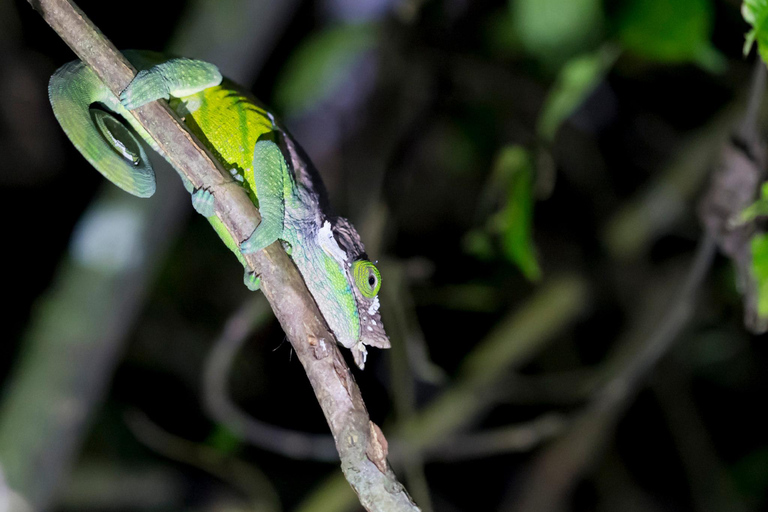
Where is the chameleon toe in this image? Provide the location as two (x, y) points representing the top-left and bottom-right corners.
(191, 188), (215, 217)
(243, 270), (261, 291)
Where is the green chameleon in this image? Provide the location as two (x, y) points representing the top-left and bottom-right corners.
(48, 50), (389, 368)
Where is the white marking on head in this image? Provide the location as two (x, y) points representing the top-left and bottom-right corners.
(367, 325), (373, 332)
(317, 220), (348, 264)
(367, 296), (380, 316)
(372, 319), (377, 326)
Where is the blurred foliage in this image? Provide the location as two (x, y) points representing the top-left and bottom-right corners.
(537, 44), (620, 142)
(487, 146), (541, 281)
(743, 0), (768, 61)
(273, 22), (378, 115)
(750, 233), (768, 322)
(616, 0), (724, 70)
(4, 0), (768, 511)
(511, 0), (605, 68)
(738, 181), (768, 223)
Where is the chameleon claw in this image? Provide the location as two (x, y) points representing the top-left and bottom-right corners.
(244, 270), (261, 291)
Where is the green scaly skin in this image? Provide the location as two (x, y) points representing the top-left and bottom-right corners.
(48, 50), (389, 368)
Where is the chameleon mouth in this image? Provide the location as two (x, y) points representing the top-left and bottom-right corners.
(359, 305), (390, 349)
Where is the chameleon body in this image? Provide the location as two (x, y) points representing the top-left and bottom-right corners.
(48, 51), (389, 367)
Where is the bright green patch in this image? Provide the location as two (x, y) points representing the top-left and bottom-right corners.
(511, 0), (604, 67)
(750, 233), (768, 321)
(737, 181), (768, 225)
(743, 0), (768, 64)
(490, 146), (541, 281)
(617, 0), (724, 71)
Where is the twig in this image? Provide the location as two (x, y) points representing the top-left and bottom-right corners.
(202, 297), (339, 462)
(124, 409), (281, 512)
(27, 1), (418, 510)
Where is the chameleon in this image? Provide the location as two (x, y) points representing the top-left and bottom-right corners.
(48, 50), (389, 368)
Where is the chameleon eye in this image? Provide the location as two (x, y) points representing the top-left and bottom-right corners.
(352, 260), (381, 298)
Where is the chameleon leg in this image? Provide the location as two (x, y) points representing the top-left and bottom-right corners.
(244, 271), (261, 291)
(120, 58), (222, 110)
(49, 61), (156, 198)
(240, 140), (288, 254)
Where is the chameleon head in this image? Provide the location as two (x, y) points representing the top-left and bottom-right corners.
(317, 218), (390, 368)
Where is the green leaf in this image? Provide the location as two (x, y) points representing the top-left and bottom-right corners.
(511, 0), (604, 67)
(274, 23), (378, 115)
(617, 0), (724, 71)
(537, 44), (620, 142)
(750, 233), (768, 322)
(737, 181), (768, 224)
(742, 0), (768, 64)
(490, 146), (542, 281)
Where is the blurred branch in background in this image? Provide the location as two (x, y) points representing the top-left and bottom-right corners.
(0, 184), (188, 511)
(204, 276), (580, 462)
(503, 236), (717, 512)
(603, 80), (768, 260)
(202, 297), (339, 462)
(653, 360), (749, 512)
(124, 409), (281, 512)
(0, 0), (298, 509)
(503, 56), (768, 512)
(295, 276), (589, 512)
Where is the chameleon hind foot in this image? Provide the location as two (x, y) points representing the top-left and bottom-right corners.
(120, 58), (222, 110)
(191, 188), (215, 217)
(244, 270), (261, 291)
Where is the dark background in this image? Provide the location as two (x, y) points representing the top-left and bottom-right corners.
(1, 0), (768, 511)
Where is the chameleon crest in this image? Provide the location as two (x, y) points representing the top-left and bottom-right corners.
(48, 50), (389, 367)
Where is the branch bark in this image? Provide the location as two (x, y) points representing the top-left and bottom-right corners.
(26, 1), (418, 510)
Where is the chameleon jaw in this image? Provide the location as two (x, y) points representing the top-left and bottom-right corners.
(351, 342), (368, 369)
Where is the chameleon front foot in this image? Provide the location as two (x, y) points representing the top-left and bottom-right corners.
(191, 188), (216, 217)
(239, 221), (282, 254)
(120, 58), (222, 110)
(244, 270), (261, 291)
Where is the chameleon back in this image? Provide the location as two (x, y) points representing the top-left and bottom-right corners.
(171, 82), (276, 208)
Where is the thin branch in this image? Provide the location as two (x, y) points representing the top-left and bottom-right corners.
(124, 409), (282, 512)
(202, 297), (339, 462)
(27, 1), (418, 510)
